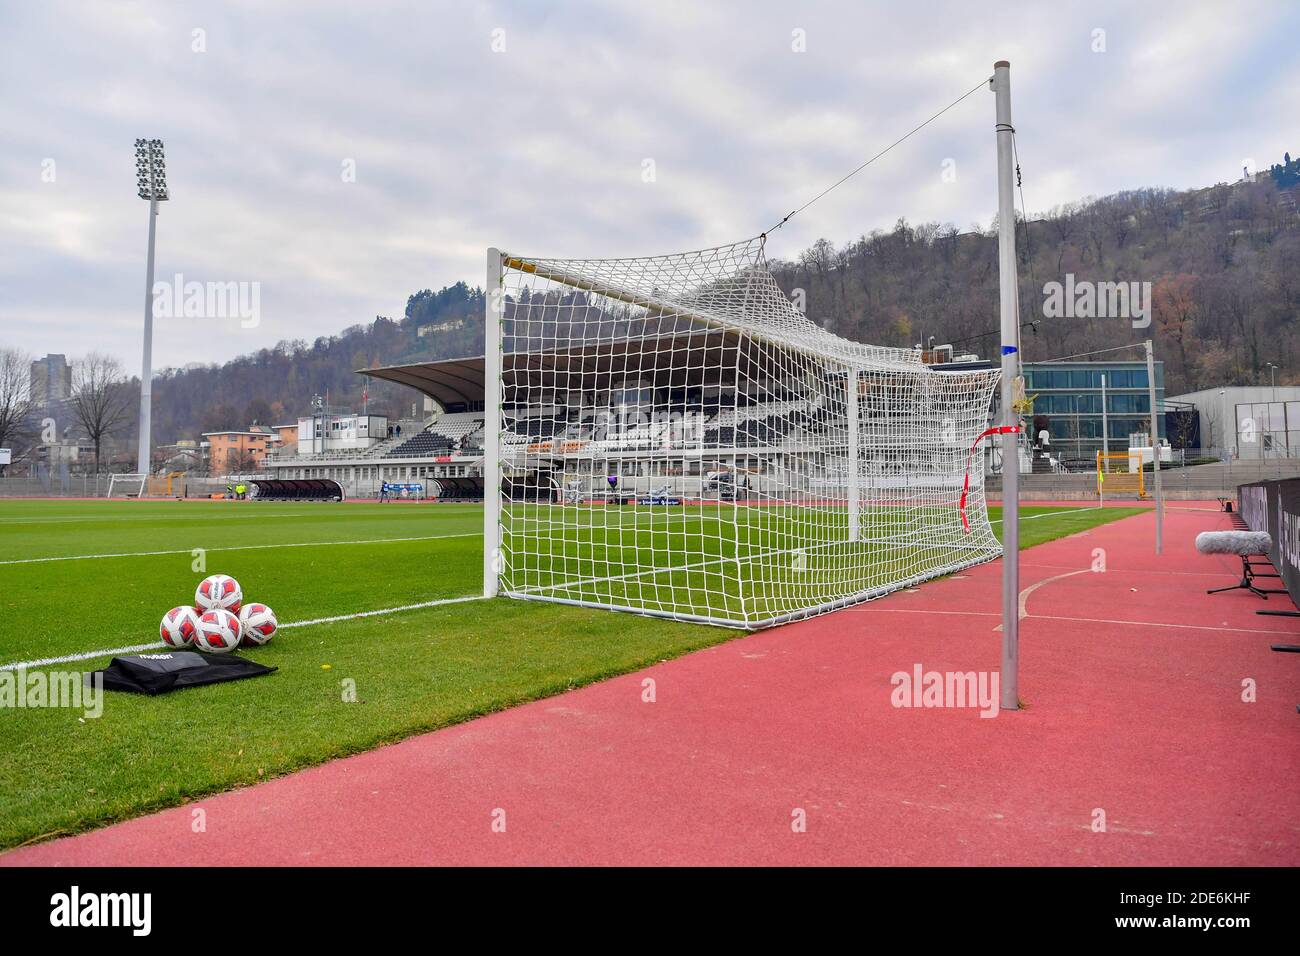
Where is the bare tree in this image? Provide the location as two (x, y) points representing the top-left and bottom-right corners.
(70, 353), (134, 474)
(0, 347), (36, 473)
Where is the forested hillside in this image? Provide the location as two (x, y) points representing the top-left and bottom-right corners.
(149, 282), (486, 439)
(771, 156), (1299, 393)
(148, 156), (1298, 442)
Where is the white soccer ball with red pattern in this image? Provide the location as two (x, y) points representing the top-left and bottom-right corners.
(160, 606), (201, 648)
(195, 574), (242, 613)
(194, 608), (242, 654)
(238, 603), (278, 647)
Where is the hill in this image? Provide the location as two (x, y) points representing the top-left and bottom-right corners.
(148, 157), (1298, 443)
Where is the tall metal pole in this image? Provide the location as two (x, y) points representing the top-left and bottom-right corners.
(1099, 373), (1108, 508)
(1220, 388), (1230, 460)
(993, 61), (1020, 710)
(1100, 373), (1109, 457)
(1145, 339), (1163, 553)
(846, 367), (860, 542)
(136, 196), (158, 475)
(483, 248), (503, 598)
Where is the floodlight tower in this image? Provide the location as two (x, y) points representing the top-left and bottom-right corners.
(134, 139), (169, 476)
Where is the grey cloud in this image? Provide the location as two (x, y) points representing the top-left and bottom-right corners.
(1, 0), (1296, 367)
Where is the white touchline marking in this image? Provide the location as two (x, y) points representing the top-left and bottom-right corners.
(0, 642), (168, 670)
(989, 508), (1092, 525)
(0, 532), (478, 566)
(0, 512), (319, 524)
(0, 594), (490, 671)
(279, 594), (487, 629)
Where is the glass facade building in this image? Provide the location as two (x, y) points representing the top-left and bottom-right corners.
(1021, 360), (1165, 461)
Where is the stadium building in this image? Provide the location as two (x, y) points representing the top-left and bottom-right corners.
(265, 386), (486, 499)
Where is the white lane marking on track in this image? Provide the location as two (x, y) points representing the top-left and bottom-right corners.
(0, 532), (478, 566)
(867, 607), (1300, 636)
(993, 568), (1094, 631)
(0, 594), (490, 671)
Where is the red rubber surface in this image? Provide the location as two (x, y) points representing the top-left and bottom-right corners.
(6, 503), (1298, 866)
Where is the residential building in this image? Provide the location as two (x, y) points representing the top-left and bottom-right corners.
(202, 426), (280, 475)
(30, 354), (71, 407)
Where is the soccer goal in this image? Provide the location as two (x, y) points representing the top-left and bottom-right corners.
(1096, 451), (1147, 500)
(106, 473), (148, 499)
(482, 239), (1003, 629)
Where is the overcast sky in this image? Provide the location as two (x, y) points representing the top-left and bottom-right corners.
(1, 0), (1296, 371)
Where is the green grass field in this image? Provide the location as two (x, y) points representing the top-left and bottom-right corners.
(504, 501), (1007, 625)
(0, 498), (1141, 850)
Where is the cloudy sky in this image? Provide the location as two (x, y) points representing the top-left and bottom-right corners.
(1, 0), (1296, 371)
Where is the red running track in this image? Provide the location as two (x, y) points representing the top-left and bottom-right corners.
(6, 502), (1298, 866)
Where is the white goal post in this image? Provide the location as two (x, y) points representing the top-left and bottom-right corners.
(482, 239), (1002, 629)
(106, 473), (148, 499)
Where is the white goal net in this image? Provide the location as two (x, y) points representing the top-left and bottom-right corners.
(484, 238), (1002, 629)
(105, 473), (148, 499)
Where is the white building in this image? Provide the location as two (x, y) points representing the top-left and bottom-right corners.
(1166, 385), (1300, 459)
(296, 414), (388, 454)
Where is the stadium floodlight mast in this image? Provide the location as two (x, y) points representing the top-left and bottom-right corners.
(134, 138), (169, 476)
(992, 61), (1021, 710)
(1145, 339), (1164, 553)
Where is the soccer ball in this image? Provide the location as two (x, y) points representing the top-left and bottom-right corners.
(238, 603), (278, 647)
(160, 606), (201, 648)
(195, 574), (242, 613)
(195, 608), (242, 654)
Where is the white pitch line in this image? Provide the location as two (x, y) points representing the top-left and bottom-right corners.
(0, 512), (318, 524)
(0, 532), (478, 566)
(279, 594), (487, 629)
(0, 594), (489, 671)
(989, 507), (1092, 525)
(0, 642), (168, 671)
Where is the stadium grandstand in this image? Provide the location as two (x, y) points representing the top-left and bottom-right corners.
(265, 334), (991, 509)
(263, 389), (486, 500)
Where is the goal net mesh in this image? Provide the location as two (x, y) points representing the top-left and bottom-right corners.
(105, 473), (148, 499)
(492, 238), (1002, 629)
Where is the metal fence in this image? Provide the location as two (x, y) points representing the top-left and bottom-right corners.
(0, 474), (230, 498)
(0, 474), (112, 497)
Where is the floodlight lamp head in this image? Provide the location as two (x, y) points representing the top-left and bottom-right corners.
(133, 137), (170, 201)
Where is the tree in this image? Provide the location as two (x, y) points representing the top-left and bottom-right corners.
(69, 354), (134, 474)
(200, 403), (242, 433)
(227, 446), (257, 476)
(1152, 274), (1201, 390)
(244, 397), (272, 426)
(0, 347), (35, 473)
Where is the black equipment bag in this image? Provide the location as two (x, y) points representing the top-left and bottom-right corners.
(89, 651), (276, 695)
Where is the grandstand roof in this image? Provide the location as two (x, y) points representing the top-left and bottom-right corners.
(360, 356), (487, 406)
(359, 328), (857, 405)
